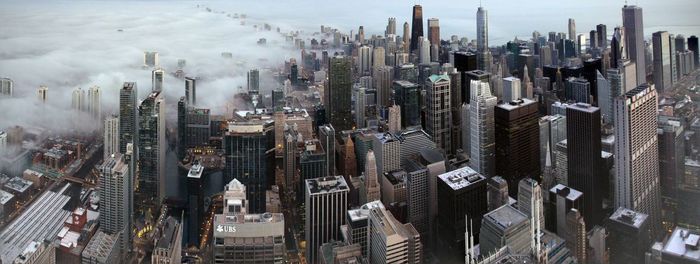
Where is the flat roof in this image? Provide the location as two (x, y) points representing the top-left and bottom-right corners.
(4, 177), (33, 193)
(306, 176), (349, 195)
(567, 102), (599, 113)
(497, 98), (537, 111)
(609, 207), (648, 228)
(0, 189), (13, 204)
(156, 217), (181, 250)
(213, 213), (284, 238)
(662, 227), (700, 261)
(483, 204), (528, 230)
(438, 166), (485, 190)
(550, 184), (583, 201)
(82, 230), (118, 263)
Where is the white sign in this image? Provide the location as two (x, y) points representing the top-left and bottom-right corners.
(216, 225), (237, 233)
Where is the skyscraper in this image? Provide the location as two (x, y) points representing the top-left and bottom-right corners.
(610, 27), (625, 69)
(410, 5), (423, 54)
(327, 56), (353, 131)
(623, 5), (646, 86)
(436, 166), (487, 253)
(568, 18), (576, 41)
(368, 204), (422, 263)
(71, 87), (85, 111)
(119, 82), (137, 154)
(596, 24), (607, 50)
(653, 31), (672, 92)
(476, 7), (491, 71)
(495, 99), (541, 197)
(427, 18), (439, 62)
(185, 77), (196, 106)
(374, 65), (394, 107)
(607, 208), (650, 264)
(419, 37), (431, 64)
(152, 68), (164, 92)
(566, 103), (603, 227)
(386, 17), (396, 36)
(305, 176), (349, 264)
(469, 80), (497, 178)
(137, 91), (165, 212)
(37, 85), (48, 103)
(224, 120), (274, 213)
(503, 77), (522, 103)
(364, 150), (381, 203)
(358, 45), (372, 76)
(518, 178), (545, 230)
(247, 69), (259, 92)
(104, 116), (119, 159)
(479, 205), (532, 255)
(388, 104), (401, 133)
(99, 153), (132, 255)
(403, 22), (410, 53)
(425, 74), (451, 152)
(319, 124), (336, 176)
(354, 86), (366, 127)
(689, 35), (699, 67)
(0, 78), (13, 97)
(613, 84), (661, 237)
(487, 176), (509, 211)
(87, 85), (101, 119)
(393, 80), (421, 127)
(566, 209), (586, 263)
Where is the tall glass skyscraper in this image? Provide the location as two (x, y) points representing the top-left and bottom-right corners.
(327, 56), (353, 131)
(623, 5), (646, 86)
(137, 91), (165, 213)
(119, 82), (137, 155)
(410, 5), (423, 54)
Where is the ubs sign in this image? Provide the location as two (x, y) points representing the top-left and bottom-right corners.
(216, 225), (237, 233)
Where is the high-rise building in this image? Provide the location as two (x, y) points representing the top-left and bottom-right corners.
(495, 99), (541, 197)
(597, 24), (607, 50)
(607, 207), (650, 264)
(354, 86), (367, 127)
(319, 124), (336, 176)
(185, 77), (196, 106)
(37, 85), (48, 103)
(425, 74), (451, 152)
(487, 176), (509, 211)
(368, 205), (422, 263)
(568, 18), (576, 41)
(566, 209), (586, 263)
(327, 56), (353, 131)
(152, 217), (182, 264)
(469, 80), (497, 177)
(437, 166), (487, 254)
(427, 18), (440, 62)
(611, 27), (625, 69)
(212, 179), (285, 264)
(99, 153), (132, 255)
(224, 120), (274, 213)
(648, 227), (700, 264)
(689, 35), (699, 67)
(657, 116), (684, 230)
(0, 78), (13, 97)
(373, 133), (400, 174)
(299, 139), (326, 200)
(374, 65), (394, 107)
(386, 17), (397, 36)
(358, 45), (372, 76)
(87, 85), (100, 119)
(479, 204), (532, 255)
(613, 84), (661, 237)
(653, 31), (672, 92)
(104, 116), (119, 159)
(670, 34), (678, 84)
(566, 103), (603, 228)
(410, 5), (423, 54)
(393, 80), (421, 127)
(503, 77), (521, 102)
(547, 184), (583, 236)
(403, 22), (410, 53)
(518, 178), (545, 230)
(564, 77), (590, 103)
(152, 68), (164, 92)
(119, 82), (137, 154)
(476, 7), (491, 71)
(364, 150), (381, 203)
(419, 37), (431, 64)
(144, 51), (159, 67)
(373, 46), (386, 69)
(623, 5), (646, 86)
(247, 69), (260, 92)
(597, 71), (613, 124)
(71, 87), (84, 111)
(388, 104), (401, 133)
(305, 176), (349, 264)
(137, 91), (165, 212)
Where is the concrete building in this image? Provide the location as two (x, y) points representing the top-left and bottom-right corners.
(518, 178), (545, 230)
(487, 176), (509, 211)
(103, 116), (119, 159)
(469, 80), (497, 177)
(649, 227), (700, 264)
(425, 74), (452, 152)
(364, 150), (381, 204)
(548, 184), (583, 237)
(502, 77), (522, 102)
(613, 84), (661, 237)
(368, 205), (422, 263)
(99, 153), (132, 255)
(152, 217), (182, 264)
(81, 230), (119, 264)
(12, 241), (55, 264)
(305, 176), (349, 263)
(479, 205), (532, 256)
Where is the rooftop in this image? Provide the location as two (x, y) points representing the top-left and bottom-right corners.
(4, 177), (33, 193)
(483, 205), (528, 230)
(0, 189), (13, 205)
(438, 166), (485, 190)
(306, 176), (349, 195)
(661, 227), (700, 261)
(549, 184), (583, 201)
(497, 98), (537, 111)
(567, 102), (599, 113)
(156, 217), (181, 250)
(187, 161), (204, 179)
(82, 230), (118, 263)
(609, 207), (648, 229)
(213, 212), (284, 238)
(427, 74), (450, 84)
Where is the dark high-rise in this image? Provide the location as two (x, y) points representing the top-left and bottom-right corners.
(185, 77), (196, 106)
(495, 98), (540, 197)
(610, 27), (624, 69)
(119, 82), (137, 155)
(623, 5), (646, 85)
(652, 31), (672, 92)
(607, 208), (650, 264)
(327, 56), (353, 131)
(657, 116), (684, 230)
(223, 120), (275, 213)
(689, 35), (699, 67)
(409, 5), (423, 54)
(393, 80), (421, 127)
(137, 91), (166, 212)
(566, 103), (603, 228)
(596, 24), (607, 50)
